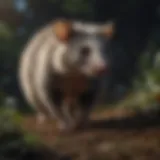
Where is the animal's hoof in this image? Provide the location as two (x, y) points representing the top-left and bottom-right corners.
(75, 117), (90, 129)
(57, 121), (79, 134)
(58, 127), (76, 135)
(75, 121), (88, 130)
(57, 121), (68, 130)
(36, 113), (46, 125)
(65, 121), (86, 133)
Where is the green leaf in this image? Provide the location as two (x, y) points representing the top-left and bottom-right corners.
(0, 22), (14, 40)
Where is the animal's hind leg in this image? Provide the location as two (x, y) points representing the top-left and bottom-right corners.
(29, 100), (47, 127)
(19, 73), (47, 125)
(34, 106), (47, 126)
(24, 90), (49, 127)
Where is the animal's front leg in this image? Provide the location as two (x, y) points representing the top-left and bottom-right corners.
(73, 106), (91, 129)
(61, 97), (80, 131)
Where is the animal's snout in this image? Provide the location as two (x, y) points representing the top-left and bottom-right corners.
(94, 63), (108, 76)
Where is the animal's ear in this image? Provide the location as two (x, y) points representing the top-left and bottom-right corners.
(53, 19), (73, 42)
(101, 22), (115, 38)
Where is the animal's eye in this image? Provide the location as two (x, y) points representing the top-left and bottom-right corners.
(80, 46), (91, 57)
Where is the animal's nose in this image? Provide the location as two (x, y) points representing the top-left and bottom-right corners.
(95, 64), (108, 75)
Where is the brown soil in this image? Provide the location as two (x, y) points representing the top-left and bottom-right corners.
(22, 108), (160, 160)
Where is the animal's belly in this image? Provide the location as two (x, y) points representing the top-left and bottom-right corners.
(63, 75), (88, 96)
(49, 73), (89, 108)
(53, 74), (88, 99)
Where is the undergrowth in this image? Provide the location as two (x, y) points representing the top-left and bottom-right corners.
(0, 108), (70, 160)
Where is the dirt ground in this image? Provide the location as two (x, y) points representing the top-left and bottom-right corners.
(22, 108), (160, 160)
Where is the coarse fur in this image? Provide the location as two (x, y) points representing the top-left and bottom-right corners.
(18, 19), (114, 131)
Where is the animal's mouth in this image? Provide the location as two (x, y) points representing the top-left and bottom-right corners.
(92, 63), (109, 76)
(96, 67), (108, 76)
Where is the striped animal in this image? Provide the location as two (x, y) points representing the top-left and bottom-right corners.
(18, 19), (115, 132)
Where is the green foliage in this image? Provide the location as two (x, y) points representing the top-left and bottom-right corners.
(0, 92), (5, 105)
(62, 0), (94, 18)
(0, 109), (33, 159)
(23, 133), (41, 146)
(0, 108), (22, 127)
(0, 108), (67, 160)
(0, 22), (14, 53)
(0, 22), (13, 40)
(135, 49), (160, 92)
(111, 33), (160, 110)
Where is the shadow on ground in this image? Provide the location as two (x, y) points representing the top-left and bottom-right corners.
(88, 110), (160, 131)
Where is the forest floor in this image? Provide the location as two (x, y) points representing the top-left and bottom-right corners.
(22, 108), (160, 160)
